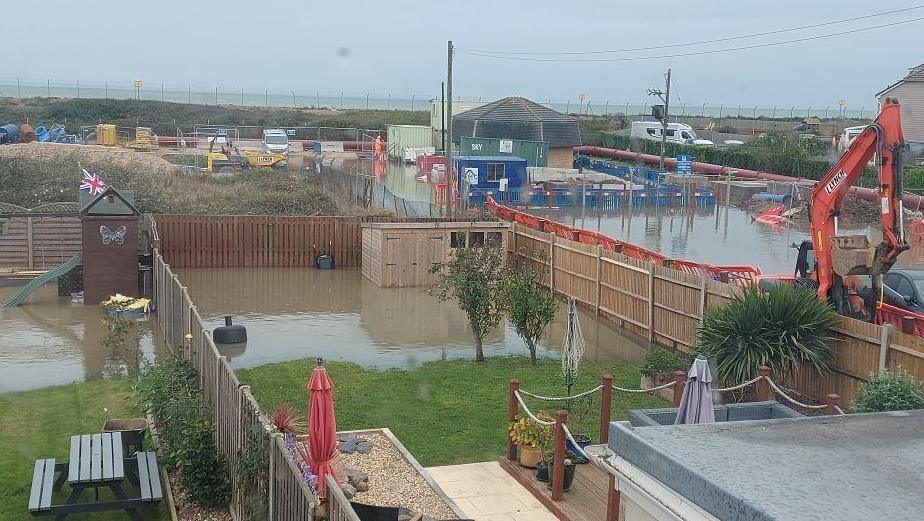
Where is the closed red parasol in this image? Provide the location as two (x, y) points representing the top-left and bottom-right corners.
(307, 358), (338, 498)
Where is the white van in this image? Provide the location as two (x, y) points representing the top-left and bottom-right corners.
(262, 129), (290, 154)
(630, 121), (714, 146)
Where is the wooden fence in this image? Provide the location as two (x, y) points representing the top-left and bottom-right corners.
(0, 216), (81, 268)
(153, 214), (476, 268)
(146, 215), (329, 521)
(509, 223), (924, 403)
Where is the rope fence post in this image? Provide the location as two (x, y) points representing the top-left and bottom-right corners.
(671, 371), (686, 407)
(507, 379), (520, 462)
(606, 475), (620, 521)
(551, 409), (568, 502)
(600, 374), (613, 444)
(756, 366), (771, 401)
(825, 394), (841, 415)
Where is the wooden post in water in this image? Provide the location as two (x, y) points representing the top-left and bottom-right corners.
(552, 410), (568, 501)
(507, 380), (520, 462)
(600, 374), (613, 443)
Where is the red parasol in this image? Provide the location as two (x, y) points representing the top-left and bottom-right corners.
(307, 358), (338, 498)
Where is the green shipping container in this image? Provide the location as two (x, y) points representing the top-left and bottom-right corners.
(460, 137), (548, 167)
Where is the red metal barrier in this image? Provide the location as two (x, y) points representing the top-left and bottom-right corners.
(877, 302), (924, 336)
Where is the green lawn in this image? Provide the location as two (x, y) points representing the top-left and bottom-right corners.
(239, 357), (666, 467)
(0, 380), (166, 521)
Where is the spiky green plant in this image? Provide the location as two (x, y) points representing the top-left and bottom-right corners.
(697, 284), (837, 384)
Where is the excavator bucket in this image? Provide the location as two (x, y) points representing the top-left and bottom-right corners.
(830, 235), (876, 276)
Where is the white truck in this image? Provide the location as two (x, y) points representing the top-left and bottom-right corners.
(262, 129), (290, 154)
(630, 121), (714, 146)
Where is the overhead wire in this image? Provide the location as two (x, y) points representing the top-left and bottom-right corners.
(456, 5), (923, 55)
(455, 16), (924, 62)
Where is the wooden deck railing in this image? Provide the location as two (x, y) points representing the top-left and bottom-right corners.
(325, 475), (362, 521)
(144, 214), (336, 521)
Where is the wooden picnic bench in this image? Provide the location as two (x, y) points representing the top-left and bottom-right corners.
(28, 432), (162, 520)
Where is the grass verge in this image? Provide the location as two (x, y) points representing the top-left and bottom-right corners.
(238, 357), (666, 467)
(0, 380), (166, 521)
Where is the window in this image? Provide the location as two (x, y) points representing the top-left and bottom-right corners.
(681, 131), (692, 140)
(487, 163), (505, 182)
(894, 276), (914, 299)
(469, 232), (485, 247)
(450, 232), (467, 248)
(646, 128), (658, 137)
(486, 232), (503, 246)
(665, 129), (676, 137)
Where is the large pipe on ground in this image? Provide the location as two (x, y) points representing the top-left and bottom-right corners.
(574, 145), (924, 208)
(156, 136), (379, 151)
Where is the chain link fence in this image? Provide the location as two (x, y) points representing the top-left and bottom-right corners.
(318, 166), (444, 218)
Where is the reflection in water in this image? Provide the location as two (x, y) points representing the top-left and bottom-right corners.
(0, 284), (168, 392)
(178, 268), (653, 370)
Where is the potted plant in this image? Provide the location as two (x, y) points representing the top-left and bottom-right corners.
(545, 450), (577, 491)
(508, 413), (553, 469)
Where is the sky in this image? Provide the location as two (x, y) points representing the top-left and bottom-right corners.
(1, 1), (921, 108)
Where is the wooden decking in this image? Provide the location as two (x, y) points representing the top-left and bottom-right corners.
(498, 457), (609, 521)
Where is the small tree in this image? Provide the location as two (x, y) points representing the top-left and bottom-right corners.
(500, 267), (557, 365)
(430, 244), (506, 362)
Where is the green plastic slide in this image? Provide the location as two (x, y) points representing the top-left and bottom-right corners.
(3, 254), (83, 308)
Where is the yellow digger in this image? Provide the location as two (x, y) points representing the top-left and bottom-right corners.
(126, 127), (159, 151)
(205, 139), (287, 174)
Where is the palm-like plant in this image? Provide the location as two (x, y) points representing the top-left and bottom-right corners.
(697, 284), (837, 384)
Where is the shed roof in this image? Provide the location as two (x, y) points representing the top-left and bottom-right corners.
(608, 410), (924, 521)
(452, 97), (581, 147)
(79, 187), (139, 216)
(876, 63), (924, 97)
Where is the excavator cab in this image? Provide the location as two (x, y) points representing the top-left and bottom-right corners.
(792, 240), (877, 320)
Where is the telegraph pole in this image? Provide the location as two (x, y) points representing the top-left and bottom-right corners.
(445, 40), (454, 215)
(647, 68), (671, 171)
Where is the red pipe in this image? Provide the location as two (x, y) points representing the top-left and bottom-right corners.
(156, 136), (380, 151)
(574, 145), (924, 208)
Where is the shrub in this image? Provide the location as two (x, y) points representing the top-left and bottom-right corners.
(852, 369), (924, 413)
(499, 266), (557, 365)
(697, 285), (837, 384)
(133, 357), (230, 506)
(641, 348), (694, 379)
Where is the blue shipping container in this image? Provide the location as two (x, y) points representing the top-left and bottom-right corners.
(454, 156), (528, 196)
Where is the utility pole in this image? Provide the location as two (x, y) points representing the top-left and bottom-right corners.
(647, 68), (671, 171)
(445, 40), (454, 216)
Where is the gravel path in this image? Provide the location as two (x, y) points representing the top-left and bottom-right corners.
(339, 432), (457, 519)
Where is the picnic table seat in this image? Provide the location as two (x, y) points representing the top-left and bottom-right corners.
(27, 435), (163, 520)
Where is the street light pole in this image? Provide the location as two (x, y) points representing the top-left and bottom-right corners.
(445, 40), (454, 216)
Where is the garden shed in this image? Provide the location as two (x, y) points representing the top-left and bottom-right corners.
(361, 221), (509, 288)
(79, 187), (140, 304)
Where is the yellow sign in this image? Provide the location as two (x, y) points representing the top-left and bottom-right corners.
(133, 80), (143, 89)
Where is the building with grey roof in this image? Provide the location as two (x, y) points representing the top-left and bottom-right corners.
(451, 97), (581, 168)
(586, 409), (924, 521)
(877, 63), (924, 144)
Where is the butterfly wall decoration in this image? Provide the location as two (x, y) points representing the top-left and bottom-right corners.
(100, 225), (126, 245)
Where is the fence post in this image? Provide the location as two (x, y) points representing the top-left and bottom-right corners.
(600, 374), (613, 443)
(647, 263), (655, 342)
(507, 380), (520, 462)
(595, 245), (602, 317)
(549, 234), (555, 294)
(756, 366), (771, 401)
(672, 371), (686, 407)
(268, 433), (277, 521)
(825, 394), (841, 415)
(698, 275), (707, 324)
(878, 323), (892, 372)
(552, 409), (568, 501)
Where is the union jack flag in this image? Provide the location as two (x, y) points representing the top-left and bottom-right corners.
(80, 168), (107, 196)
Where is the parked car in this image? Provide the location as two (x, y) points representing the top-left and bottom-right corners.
(882, 269), (924, 314)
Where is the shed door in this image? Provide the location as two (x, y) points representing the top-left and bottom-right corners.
(384, 234), (405, 287)
(415, 234), (445, 285)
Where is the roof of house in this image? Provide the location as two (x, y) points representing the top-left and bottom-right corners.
(608, 410), (924, 521)
(876, 63), (924, 97)
(451, 97), (582, 147)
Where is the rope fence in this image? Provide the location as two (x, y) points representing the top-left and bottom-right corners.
(512, 390), (555, 426)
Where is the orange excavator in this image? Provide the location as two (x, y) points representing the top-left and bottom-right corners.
(788, 98), (908, 318)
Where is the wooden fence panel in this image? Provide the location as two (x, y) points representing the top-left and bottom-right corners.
(508, 224), (924, 404)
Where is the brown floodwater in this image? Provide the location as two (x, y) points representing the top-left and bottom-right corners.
(0, 284), (168, 392)
(0, 268), (653, 392)
(177, 267), (653, 370)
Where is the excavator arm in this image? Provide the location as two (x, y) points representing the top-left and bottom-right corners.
(809, 97), (908, 313)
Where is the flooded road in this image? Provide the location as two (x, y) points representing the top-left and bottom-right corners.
(0, 284), (167, 392)
(177, 268), (653, 370)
